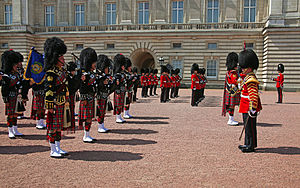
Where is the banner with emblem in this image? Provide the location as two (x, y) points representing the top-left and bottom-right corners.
(23, 47), (45, 84)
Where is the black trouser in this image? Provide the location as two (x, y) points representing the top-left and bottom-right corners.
(150, 85), (153, 96)
(277, 87), (283, 103)
(175, 87), (179, 97)
(200, 88), (205, 99)
(133, 84), (138, 101)
(242, 113), (257, 149)
(142, 86), (146, 97)
(171, 87), (175, 98)
(160, 87), (167, 102)
(154, 85), (157, 95)
(166, 88), (170, 100)
(191, 89), (200, 106)
(146, 86), (149, 96)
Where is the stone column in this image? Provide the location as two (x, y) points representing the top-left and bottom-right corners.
(266, 0), (284, 26)
(187, 0), (201, 23)
(224, 0), (238, 22)
(12, 0), (22, 25)
(153, 0), (167, 24)
(120, 0), (132, 24)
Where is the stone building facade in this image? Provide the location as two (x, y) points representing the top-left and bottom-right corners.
(0, 0), (300, 91)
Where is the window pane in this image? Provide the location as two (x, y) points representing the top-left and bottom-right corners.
(179, 1), (183, 8)
(112, 12), (116, 24)
(81, 5), (84, 11)
(5, 5), (8, 11)
(172, 1), (177, 8)
(251, 0), (256, 6)
(244, 8), (249, 22)
(107, 4), (111, 11)
(138, 3), (143, 10)
(208, 0), (212, 8)
(81, 13), (85, 25)
(250, 8), (255, 22)
(244, 0), (249, 7)
(214, 0), (219, 8)
(213, 9), (218, 22)
(76, 5), (79, 11)
(112, 3), (116, 10)
(145, 11), (149, 24)
(145, 2), (149, 9)
(51, 14), (54, 26)
(138, 11), (143, 24)
(178, 10), (183, 23)
(106, 13), (110, 24)
(76, 13), (79, 25)
(207, 9), (212, 23)
(172, 10), (177, 23)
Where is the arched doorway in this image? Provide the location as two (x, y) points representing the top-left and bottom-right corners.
(130, 49), (156, 72)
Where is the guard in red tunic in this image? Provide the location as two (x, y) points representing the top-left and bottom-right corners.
(198, 68), (207, 103)
(238, 49), (262, 153)
(123, 57), (136, 119)
(95, 55), (113, 133)
(191, 63), (200, 106)
(165, 68), (172, 101)
(174, 68), (181, 98)
(113, 54), (127, 123)
(132, 67), (139, 101)
(272, 64), (284, 103)
(160, 65), (168, 103)
(222, 52), (240, 125)
(44, 37), (70, 158)
(145, 68), (150, 97)
(140, 68), (147, 98)
(1, 50), (28, 139)
(79, 48), (97, 143)
(170, 69), (176, 98)
(153, 69), (159, 95)
(148, 69), (154, 96)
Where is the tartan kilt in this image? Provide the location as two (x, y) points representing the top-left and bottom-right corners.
(224, 90), (241, 106)
(79, 99), (95, 120)
(113, 92), (125, 115)
(31, 93), (45, 119)
(96, 98), (107, 118)
(5, 96), (17, 116)
(46, 104), (64, 130)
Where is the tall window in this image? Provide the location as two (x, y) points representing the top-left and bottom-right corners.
(75, 4), (85, 26)
(172, 1), (183, 23)
(4, 4), (12, 25)
(138, 2), (149, 24)
(172, 60), (183, 77)
(206, 59), (218, 79)
(244, 0), (256, 22)
(106, 3), (116, 25)
(207, 0), (219, 23)
(45, 6), (54, 26)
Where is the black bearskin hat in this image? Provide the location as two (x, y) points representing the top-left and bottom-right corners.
(153, 69), (158, 74)
(226, 52), (238, 71)
(1, 50), (19, 73)
(175, 68), (180, 75)
(161, 65), (168, 74)
(140, 68), (145, 74)
(191, 63), (199, 74)
(44, 37), (67, 71)
(97, 54), (112, 73)
(277, 63), (284, 73)
(132, 67), (138, 74)
(80, 47), (97, 71)
(238, 49), (259, 70)
(67, 61), (77, 72)
(113, 53), (126, 73)
(171, 69), (175, 75)
(150, 69), (154, 74)
(144, 68), (149, 74)
(15, 51), (24, 63)
(125, 57), (132, 70)
(199, 68), (206, 75)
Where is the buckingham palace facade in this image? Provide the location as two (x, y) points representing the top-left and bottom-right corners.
(0, 0), (300, 91)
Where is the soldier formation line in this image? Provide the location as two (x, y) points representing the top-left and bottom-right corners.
(0, 37), (284, 158)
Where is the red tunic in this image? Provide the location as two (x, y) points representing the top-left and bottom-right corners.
(274, 73), (284, 88)
(239, 72), (262, 113)
(176, 75), (181, 87)
(160, 75), (168, 87)
(191, 74), (201, 89)
(149, 75), (154, 86)
(171, 76), (176, 87)
(140, 75), (147, 87)
(154, 75), (159, 85)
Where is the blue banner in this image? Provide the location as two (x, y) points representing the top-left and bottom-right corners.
(24, 48), (45, 84)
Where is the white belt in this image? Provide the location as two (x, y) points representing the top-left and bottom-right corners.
(241, 94), (250, 99)
(195, 81), (199, 83)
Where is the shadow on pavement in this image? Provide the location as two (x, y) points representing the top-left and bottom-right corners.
(0, 145), (49, 155)
(0, 123), (34, 128)
(257, 123), (282, 127)
(125, 120), (169, 125)
(110, 129), (158, 135)
(133, 116), (169, 120)
(67, 150), (143, 162)
(21, 134), (75, 140)
(95, 138), (157, 146)
(256, 147), (300, 155)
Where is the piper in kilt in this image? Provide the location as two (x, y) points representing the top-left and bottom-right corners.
(30, 82), (46, 129)
(123, 57), (136, 119)
(1, 50), (28, 139)
(79, 48), (97, 143)
(222, 52), (240, 126)
(44, 37), (70, 158)
(238, 49), (262, 153)
(113, 54), (127, 123)
(95, 54), (114, 133)
(67, 61), (80, 132)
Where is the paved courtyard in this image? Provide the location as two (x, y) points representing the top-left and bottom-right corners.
(0, 89), (299, 187)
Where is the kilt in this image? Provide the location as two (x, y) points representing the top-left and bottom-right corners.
(46, 104), (64, 130)
(79, 99), (95, 120)
(224, 90), (240, 106)
(113, 92), (125, 115)
(31, 93), (45, 119)
(96, 98), (107, 119)
(5, 96), (17, 116)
